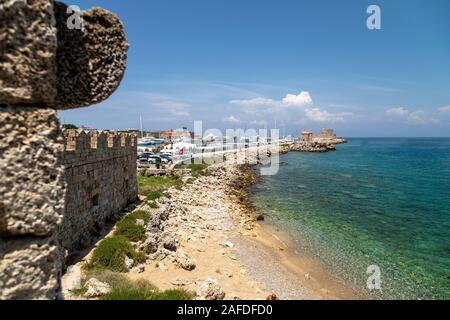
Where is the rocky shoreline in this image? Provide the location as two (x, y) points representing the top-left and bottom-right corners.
(130, 149), (275, 299)
(63, 143), (357, 300)
(125, 146), (341, 299)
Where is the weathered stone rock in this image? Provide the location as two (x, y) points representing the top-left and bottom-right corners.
(63, 265), (81, 292)
(174, 251), (196, 271)
(124, 256), (134, 270)
(141, 233), (160, 253)
(136, 264), (145, 273)
(159, 207), (170, 221)
(149, 248), (172, 261)
(266, 293), (279, 300)
(224, 270), (233, 278)
(148, 212), (163, 231)
(287, 141), (336, 153)
(0, 106), (65, 236)
(0, 0), (57, 105)
(256, 213), (265, 221)
(224, 241), (234, 248)
(84, 278), (111, 298)
(170, 278), (193, 286)
(197, 278), (225, 300)
(135, 219), (145, 226)
(161, 232), (177, 251)
(0, 237), (62, 300)
(0, 1), (128, 109)
(53, 3), (128, 109)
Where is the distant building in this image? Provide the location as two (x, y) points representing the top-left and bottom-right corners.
(78, 125), (97, 132)
(299, 128), (345, 144)
(171, 126), (191, 142)
(300, 130), (313, 142)
(165, 130), (176, 142)
(317, 128), (336, 138)
(124, 128), (139, 134)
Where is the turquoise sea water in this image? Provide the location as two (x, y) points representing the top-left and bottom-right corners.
(250, 138), (450, 299)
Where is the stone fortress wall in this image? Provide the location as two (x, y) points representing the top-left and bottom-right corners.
(59, 130), (137, 256)
(0, 0), (130, 299)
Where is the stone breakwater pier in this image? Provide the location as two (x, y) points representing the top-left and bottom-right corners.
(282, 141), (338, 153)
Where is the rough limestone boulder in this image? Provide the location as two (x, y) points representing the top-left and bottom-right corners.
(0, 106), (65, 236)
(84, 278), (111, 298)
(146, 211), (163, 232)
(0, 237), (62, 300)
(0, 0), (57, 105)
(124, 256), (134, 270)
(161, 231), (177, 251)
(0, 0), (129, 109)
(53, 2), (128, 109)
(196, 278), (226, 300)
(173, 251), (196, 271)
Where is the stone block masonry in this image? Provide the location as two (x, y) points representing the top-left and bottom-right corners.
(0, 107), (66, 237)
(59, 130), (138, 255)
(0, 0), (129, 299)
(0, 107), (65, 300)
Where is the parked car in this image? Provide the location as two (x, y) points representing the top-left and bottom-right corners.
(137, 153), (170, 167)
(137, 157), (150, 167)
(158, 154), (173, 164)
(146, 155), (160, 164)
(137, 152), (154, 160)
(149, 155), (171, 165)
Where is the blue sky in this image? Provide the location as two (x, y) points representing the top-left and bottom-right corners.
(59, 0), (450, 137)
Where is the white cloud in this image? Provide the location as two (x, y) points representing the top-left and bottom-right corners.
(223, 116), (267, 126)
(304, 108), (352, 123)
(230, 97), (277, 107)
(249, 119), (267, 126)
(145, 95), (191, 117)
(170, 110), (189, 117)
(438, 105), (450, 113)
(224, 115), (241, 124)
(407, 110), (428, 124)
(230, 91), (313, 111)
(230, 90), (351, 123)
(281, 91), (313, 107)
(386, 107), (438, 124)
(386, 107), (410, 117)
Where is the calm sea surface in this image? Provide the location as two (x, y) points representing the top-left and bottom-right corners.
(250, 138), (450, 299)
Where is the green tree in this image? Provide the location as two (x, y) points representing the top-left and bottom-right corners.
(62, 123), (78, 129)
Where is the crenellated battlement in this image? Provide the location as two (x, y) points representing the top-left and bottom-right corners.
(61, 129), (137, 169)
(62, 129), (137, 152)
